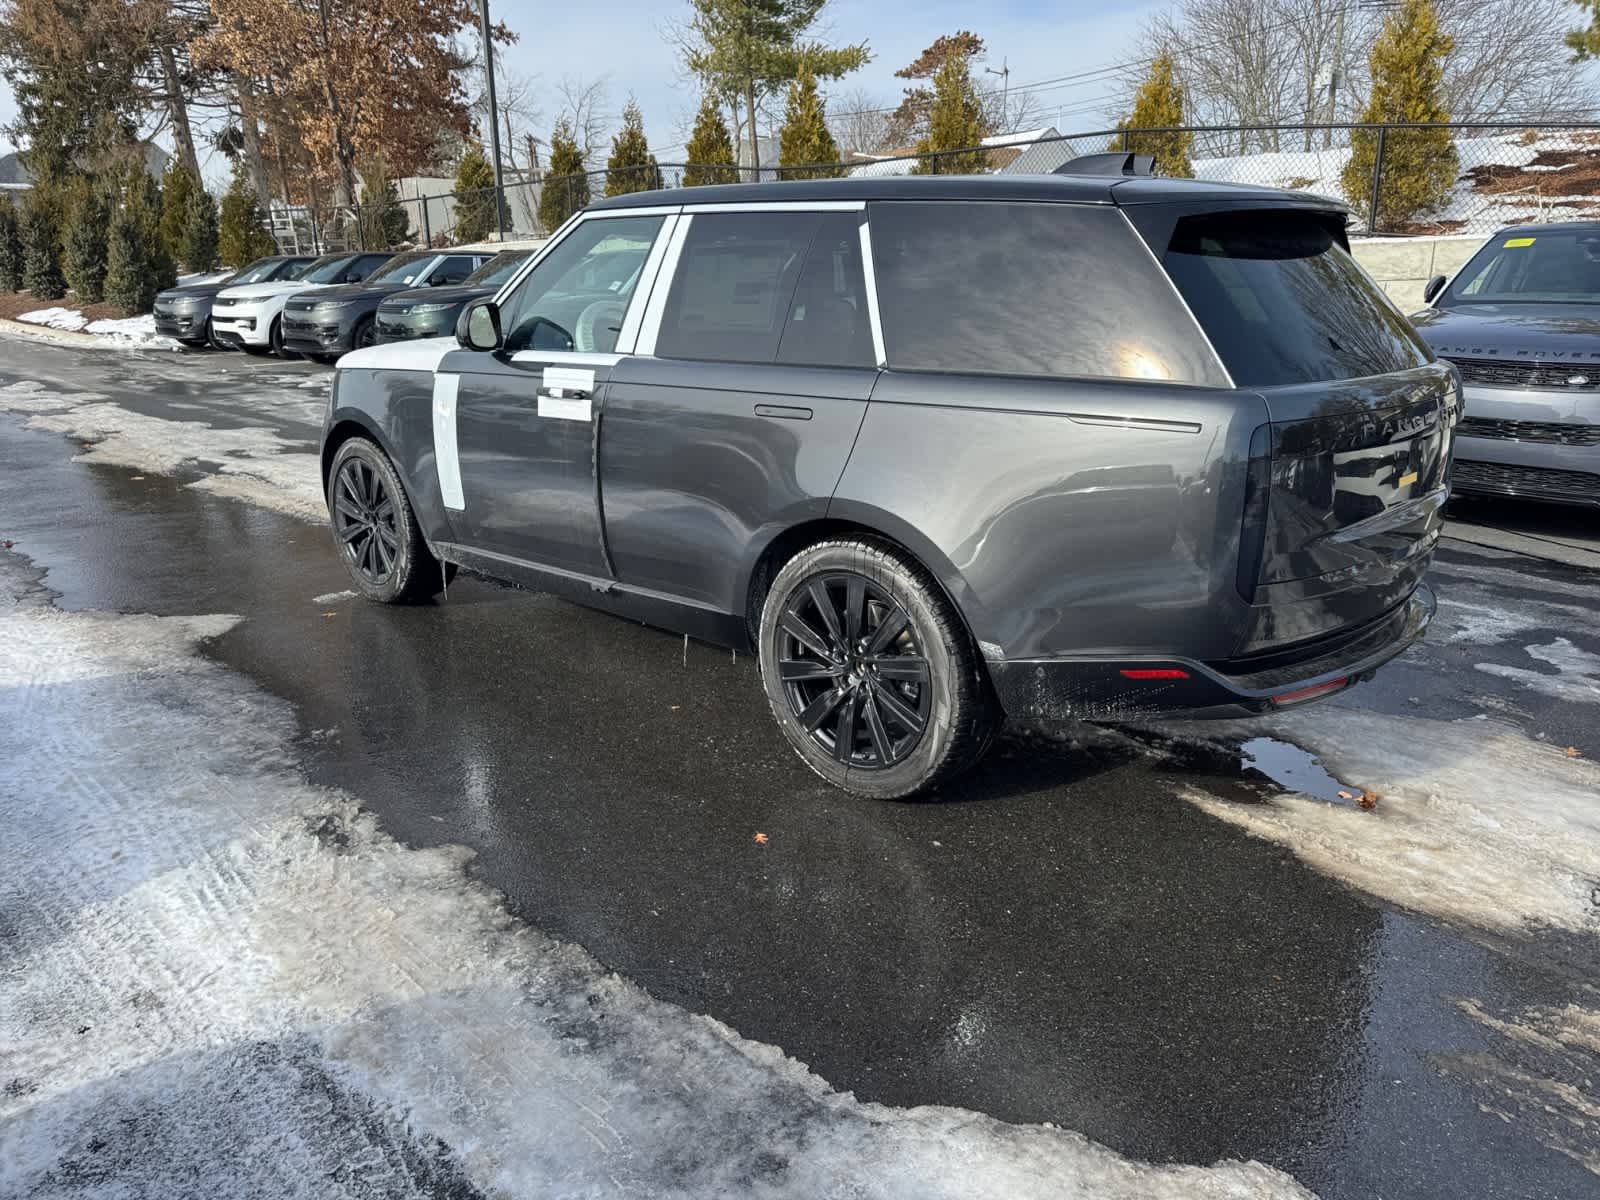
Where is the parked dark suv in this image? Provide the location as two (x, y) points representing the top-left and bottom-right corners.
(281, 249), (493, 361)
(319, 176), (1455, 798)
(374, 249), (535, 343)
(153, 255), (316, 347)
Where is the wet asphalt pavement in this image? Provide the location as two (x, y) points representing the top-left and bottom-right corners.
(3, 338), (1599, 1200)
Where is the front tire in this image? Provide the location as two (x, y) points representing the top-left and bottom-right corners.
(328, 437), (450, 603)
(269, 315), (300, 360)
(758, 537), (998, 799)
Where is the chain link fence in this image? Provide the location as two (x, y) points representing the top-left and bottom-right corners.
(272, 121), (1600, 256)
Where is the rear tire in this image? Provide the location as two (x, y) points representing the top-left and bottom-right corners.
(758, 537), (999, 799)
(328, 437), (451, 604)
(241, 341), (271, 357)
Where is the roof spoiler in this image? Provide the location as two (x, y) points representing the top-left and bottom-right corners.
(1054, 152), (1156, 177)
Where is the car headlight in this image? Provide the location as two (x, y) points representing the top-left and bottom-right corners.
(313, 299), (358, 311)
(407, 302), (457, 315)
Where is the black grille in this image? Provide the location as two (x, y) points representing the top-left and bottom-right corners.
(1459, 417), (1600, 446)
(1452, 459), (1600, 505)
(1442, 357), (1600, 390)
(375, 318), (415, 339)
(281, 316), (319, 335)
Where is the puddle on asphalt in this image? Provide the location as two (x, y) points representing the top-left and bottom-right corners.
(1119, 727), (1364, 808)
(1238, 737), (1355, 804)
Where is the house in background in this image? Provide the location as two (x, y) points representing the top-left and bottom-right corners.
(0, 143), (171, 199)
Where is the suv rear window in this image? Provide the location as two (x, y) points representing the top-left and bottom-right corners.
(1162, 210), (1431, 386)
(868, 201), (1228, 387)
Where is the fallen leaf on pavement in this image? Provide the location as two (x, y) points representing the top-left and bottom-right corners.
(753, 832), (769, 845)
(1, 540), (12, 550)
(129, 475), (144, 480)
(1566, 746), (1581, 758)
(322, 611), (338, 619)
(670, 704), (681, 712)
(1338, 790), (1355, 800)
(1357, 790), (1379, 811)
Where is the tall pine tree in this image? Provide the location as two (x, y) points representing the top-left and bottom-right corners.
(913, 52), (986, 175)
(1112, 54), (1193, 178)
(1567, 1), (1600, 58)
(21, 201), (64, 299)
(538, 119), (589, 232)
(180, 185), (220, 273)
(683, 94), (738, 186)
(1341, 0), (1457, 228)
(605, 99), (661, 197)
(357, 160), (411, 249)
(124, 164), (176, 291)
(451, 145), (497, 243)
(103, 201), (156, 313)
(778, 64), (842, 179)
(0, 201), (22, 292)
(217, 161), (277, 266)
(63, 185), (109, 303)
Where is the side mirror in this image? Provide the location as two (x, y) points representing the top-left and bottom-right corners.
(1422, 274), (1447, 304)
(457, 297), (502, 351)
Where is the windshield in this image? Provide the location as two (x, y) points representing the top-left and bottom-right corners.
(231, 259), (284, 285)
(368, 253), (436, 285)
(1163, 210), (1432, 386)
(1442, 229), (1600, 305)
(465, 251), (530, 287)
(301, 255), (359, 284)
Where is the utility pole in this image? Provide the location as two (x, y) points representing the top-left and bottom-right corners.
(478, 0), (508, 238)
(985, 58), (1010, 131)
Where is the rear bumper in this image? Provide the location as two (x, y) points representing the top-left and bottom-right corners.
(990, 585), (1434, 722)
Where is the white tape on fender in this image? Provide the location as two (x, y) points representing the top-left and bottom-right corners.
(432, 373), (464, 510)
(538, 367), (595, 422)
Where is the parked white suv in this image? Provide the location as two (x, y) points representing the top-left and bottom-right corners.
(211, 252), (391, 357)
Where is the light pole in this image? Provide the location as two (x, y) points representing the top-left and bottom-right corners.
(985, 58), (1010, 131)
(478, 0), (508, 238)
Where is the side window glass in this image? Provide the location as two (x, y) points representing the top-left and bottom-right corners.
(656, 212), (821, 364)
(869, 201), (1229, 386)
(432, 256), (475, 285)
(499, 215), (664, 354)
(775, 212), (874, 369)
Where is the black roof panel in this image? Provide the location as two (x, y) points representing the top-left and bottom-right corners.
(586, 172), (1346, 212)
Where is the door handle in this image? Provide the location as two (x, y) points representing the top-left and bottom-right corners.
(539, 385), (591, 401)
(754, 403), (812, 421)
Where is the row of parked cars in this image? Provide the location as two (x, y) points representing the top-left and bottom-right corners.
(152, 247), (538, 362)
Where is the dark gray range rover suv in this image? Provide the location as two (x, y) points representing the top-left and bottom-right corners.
(320, 175), (1456, 798)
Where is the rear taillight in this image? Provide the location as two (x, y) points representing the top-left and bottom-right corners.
(1119, 668), (1190, 680)
(1236, 424), (1271, 603)
(1271, 677), (1348, 707)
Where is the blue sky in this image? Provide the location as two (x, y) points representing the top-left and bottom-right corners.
(0, 1), (1162, 176)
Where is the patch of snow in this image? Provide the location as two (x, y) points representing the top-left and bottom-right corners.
(178, 270), (232, 286)
(0, 593), (1312, 1200)
(1174, 709), (1600, 937)
(18, 306), (88, 331)
(312, 590), (356, 604)
(5, 384), (324, 521)
(1477, 638), (1600, 705)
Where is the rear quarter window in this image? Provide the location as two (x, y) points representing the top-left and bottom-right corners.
(1161, 210), (1432, 386)
(867, 200), (1229, 387)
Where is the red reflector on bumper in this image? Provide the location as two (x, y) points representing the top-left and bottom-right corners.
(1271, 677), (1348, 706)
(1120, 668), (1190, 680)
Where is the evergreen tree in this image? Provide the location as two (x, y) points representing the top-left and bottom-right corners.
(1112, 54), (1193, 178)
(605, 99), (662, 197)
(217, 161), (277, 266)
(103, 202), (156, 313)
(538, 119), (590, 232)
(452, 144), (498, 243)
(778, 63), (842, 179)
(20, 202), (64, 299)
(683, 94), (738, 186)
(0, 201), (22, 292)
(1341, 0), (1457, 228)
(158, 162), (199, 267)
(357, 161), (411, 249)
(1568, 1), (1600, 58)
(912, 52), (987, 175)
(179, 186), (219, 273)
(63, 185), (109, 303)
(124, 164), (176, 291)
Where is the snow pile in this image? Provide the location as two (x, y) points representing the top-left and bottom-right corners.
(0, 584), (1313, 1199)
(0, 382), (325, 521)
(1174, 707), (1600, 936)
(18, 305), (88, 331)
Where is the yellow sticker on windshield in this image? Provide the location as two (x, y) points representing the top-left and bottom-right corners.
(1503, 237), (1536, 247)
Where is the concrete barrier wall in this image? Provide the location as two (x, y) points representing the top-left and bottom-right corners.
(1350, 233), (1485, 313)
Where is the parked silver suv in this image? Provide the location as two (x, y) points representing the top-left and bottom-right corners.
(319, 175), (1456, 798)
(1412, 222), (1600, 507)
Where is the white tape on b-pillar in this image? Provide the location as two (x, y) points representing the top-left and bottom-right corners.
(432, 372), (464, 511)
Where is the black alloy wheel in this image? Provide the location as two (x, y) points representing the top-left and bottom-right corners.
(776, 573), (932, 769)
(354, 316), (378, 349)
(332, 455), (399, 586)
(758, 537), (999, 799)
(326, 437), (451, 603)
